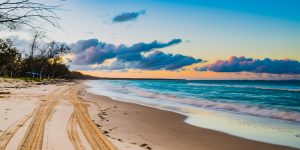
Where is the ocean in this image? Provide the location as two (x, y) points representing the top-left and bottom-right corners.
(85, 80), (300, 148)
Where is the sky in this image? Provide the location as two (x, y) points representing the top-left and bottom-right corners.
(1, 0), (300, 79)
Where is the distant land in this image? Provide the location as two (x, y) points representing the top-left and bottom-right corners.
(67, 71), (185, 80)
(69, 72), (300, 81)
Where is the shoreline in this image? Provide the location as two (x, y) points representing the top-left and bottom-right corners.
(81, 85), (297, 150)
(0, 78), (298, 150)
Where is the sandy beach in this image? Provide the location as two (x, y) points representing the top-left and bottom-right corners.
(0, 78), (297, 150)
(0, 78), (114, 150)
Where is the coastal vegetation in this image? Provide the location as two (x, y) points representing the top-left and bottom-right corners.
(0, 0), (71, 80)
(0, 36), (71, 79)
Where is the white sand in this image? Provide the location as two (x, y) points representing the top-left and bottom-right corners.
(0, 78), (114, 150)
(42, 100), (74, 150)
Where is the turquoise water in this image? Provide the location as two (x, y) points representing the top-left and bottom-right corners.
(85, 80), (300, 148)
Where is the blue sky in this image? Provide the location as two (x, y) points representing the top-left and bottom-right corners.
(51, 0), (300, 61)
(70, 0), (300, 60)
(157, 0), (300, 21)
(1, 0), (299, 79)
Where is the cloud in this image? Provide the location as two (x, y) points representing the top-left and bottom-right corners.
(70, 39), (99, 53)
(195, 56), (300, 74)
(138, 51), (202, 70)
(70, 38), (202, 70)
(99, 51), (202, 70)
(112, 10), (146, 23)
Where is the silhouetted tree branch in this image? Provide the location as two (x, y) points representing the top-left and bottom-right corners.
(0, 0), (61, 30)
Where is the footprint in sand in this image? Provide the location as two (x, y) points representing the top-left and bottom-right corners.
(140, 143), (152, 150)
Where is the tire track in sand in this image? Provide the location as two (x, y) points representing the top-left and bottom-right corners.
(0, 112), (33, 150)
(67, 112), (85, 150)
(69, 88), (115, 150)
(18, 87), (69, 150)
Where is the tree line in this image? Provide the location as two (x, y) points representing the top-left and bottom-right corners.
(0, 35), (71, 79)
(0, 0), (75, 80)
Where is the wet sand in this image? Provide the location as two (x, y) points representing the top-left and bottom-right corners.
(82, 86), (298, 150)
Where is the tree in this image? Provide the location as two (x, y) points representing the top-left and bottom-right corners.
(0, 37), (71, 79)
(0, 39), (21, 77)
(44, 41), (70, 78)
(22, 39), (70, 79)
(40, 41), (70, 79)
(0, 0), (60, 30)
(27, 31), (45, 78)
(0, 0), (71, 80)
